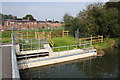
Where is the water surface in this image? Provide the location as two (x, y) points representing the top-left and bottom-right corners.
(20, 48), (118, 78)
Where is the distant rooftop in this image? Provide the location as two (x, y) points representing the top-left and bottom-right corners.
(5, 19), (61, 23)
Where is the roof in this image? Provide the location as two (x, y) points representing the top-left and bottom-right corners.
(5, 19), (36, 22)
(5, 19), (62, 23)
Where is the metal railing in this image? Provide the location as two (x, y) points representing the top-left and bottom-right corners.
(11, 33), (20, 78)
(17, 48), (97, 64)
(17, 43), (96, 64)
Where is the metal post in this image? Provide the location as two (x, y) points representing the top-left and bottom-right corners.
(83, 60), (85, 70)
(91, 35), (93, 49)
(30, 39), (32, 50)
(39, 39), (40, 49)
(67, 46), (69, 55)
(76, 45), (77, 53)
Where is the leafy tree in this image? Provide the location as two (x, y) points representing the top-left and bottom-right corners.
(0, 13), (13, 25)
(23, 14), (35, 20)
(63, 13), (74, 28)
(63, 2), (120, 38)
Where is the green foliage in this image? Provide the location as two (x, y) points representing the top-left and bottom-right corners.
(63, 13), (74, 28)
(23, 14), (35, 20)
(63, 2), (120, 38)
(2, 31), (12, 37)
(0, 13), (13, 24)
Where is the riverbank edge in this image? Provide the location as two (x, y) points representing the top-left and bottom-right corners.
(93, 38), (120, 56)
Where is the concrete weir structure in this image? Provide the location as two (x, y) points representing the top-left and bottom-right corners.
(17, 48), (97, 69)
(12, 33), (97, 70)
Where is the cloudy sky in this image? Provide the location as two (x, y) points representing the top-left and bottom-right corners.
(2, 0), (110, 21)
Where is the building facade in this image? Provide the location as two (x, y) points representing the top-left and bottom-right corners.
(2, 17), (63, 31)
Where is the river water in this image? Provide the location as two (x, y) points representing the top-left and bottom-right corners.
(20, 48), (119, 78)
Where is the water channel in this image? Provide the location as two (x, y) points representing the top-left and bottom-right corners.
(20, 48), (119, 78)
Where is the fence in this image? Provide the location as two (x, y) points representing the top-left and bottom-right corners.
(19, 39), (46, 51)
(62, 30), (69, 37)
(78, 35), (103, 45)
(48, 37), (54, 48)
(17, 44), (96, 65)
(17, 30), (69, 39)
(13, 33), (48, 51)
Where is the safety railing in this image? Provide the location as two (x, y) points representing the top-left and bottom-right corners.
(17, 47), (96, 64)
(11, 33), (20, 78)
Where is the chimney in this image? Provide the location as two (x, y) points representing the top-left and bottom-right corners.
(27, 17), (30, 20)
(52, 19), (54, 22)
(13, 16), (17, 19)
(45, 19), (47, 22)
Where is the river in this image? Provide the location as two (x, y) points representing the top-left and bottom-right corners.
(20, 48), (119, 78)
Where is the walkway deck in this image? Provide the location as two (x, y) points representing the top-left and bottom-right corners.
(1, 45), (12, 78)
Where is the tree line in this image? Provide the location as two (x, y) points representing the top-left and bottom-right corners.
(0, 13), (35, 25)
(63, 2), (120, 38)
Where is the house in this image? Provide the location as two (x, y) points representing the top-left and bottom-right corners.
(2, 16), (63, 31)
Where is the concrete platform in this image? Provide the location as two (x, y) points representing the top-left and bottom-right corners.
(1, 45), (12, 78)
(17, 49), (49, 55)
(18, 49), (97, 69)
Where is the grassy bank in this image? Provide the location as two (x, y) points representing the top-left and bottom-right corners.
(93, 38), (117, 50)
(52, 37), (118, 52)
(2, 30), (119, 52)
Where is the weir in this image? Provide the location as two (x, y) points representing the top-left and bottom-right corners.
(10, 31), (98, 78)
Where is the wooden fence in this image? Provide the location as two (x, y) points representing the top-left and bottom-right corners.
(62, 30), (69, 37)
(17, 30), (69, 39)
(48, 37), (54, 49)
(77, 35), (103, 45)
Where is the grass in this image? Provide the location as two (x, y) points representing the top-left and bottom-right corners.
(2, 31), (12, 43)
(52, 37), (117, 52)
(2, 30), (118, 52)
(52, 36), (75, 47)
(93, 38), (116, 50)
(1, 29), (64, 43)
(52, 36), (81, 52)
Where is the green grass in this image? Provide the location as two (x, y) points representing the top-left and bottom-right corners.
(52, 37), (117, 52)
(2, 31), (12, 43)
(52, 36), (80, 52)
(1, 29), (64, 43)
(93, 38), (116, 49)
(52, 36), (75, 47)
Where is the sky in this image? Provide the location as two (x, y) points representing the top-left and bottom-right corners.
(1, 0), (110, 21)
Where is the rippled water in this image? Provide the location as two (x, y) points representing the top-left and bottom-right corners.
(20, 48), (118, 78)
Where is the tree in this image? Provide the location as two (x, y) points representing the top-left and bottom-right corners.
(0, 13), (13, 25)
(23, 14), (35, 20)
(63, 13), (74, 28)
(63, 2), (120, 38)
